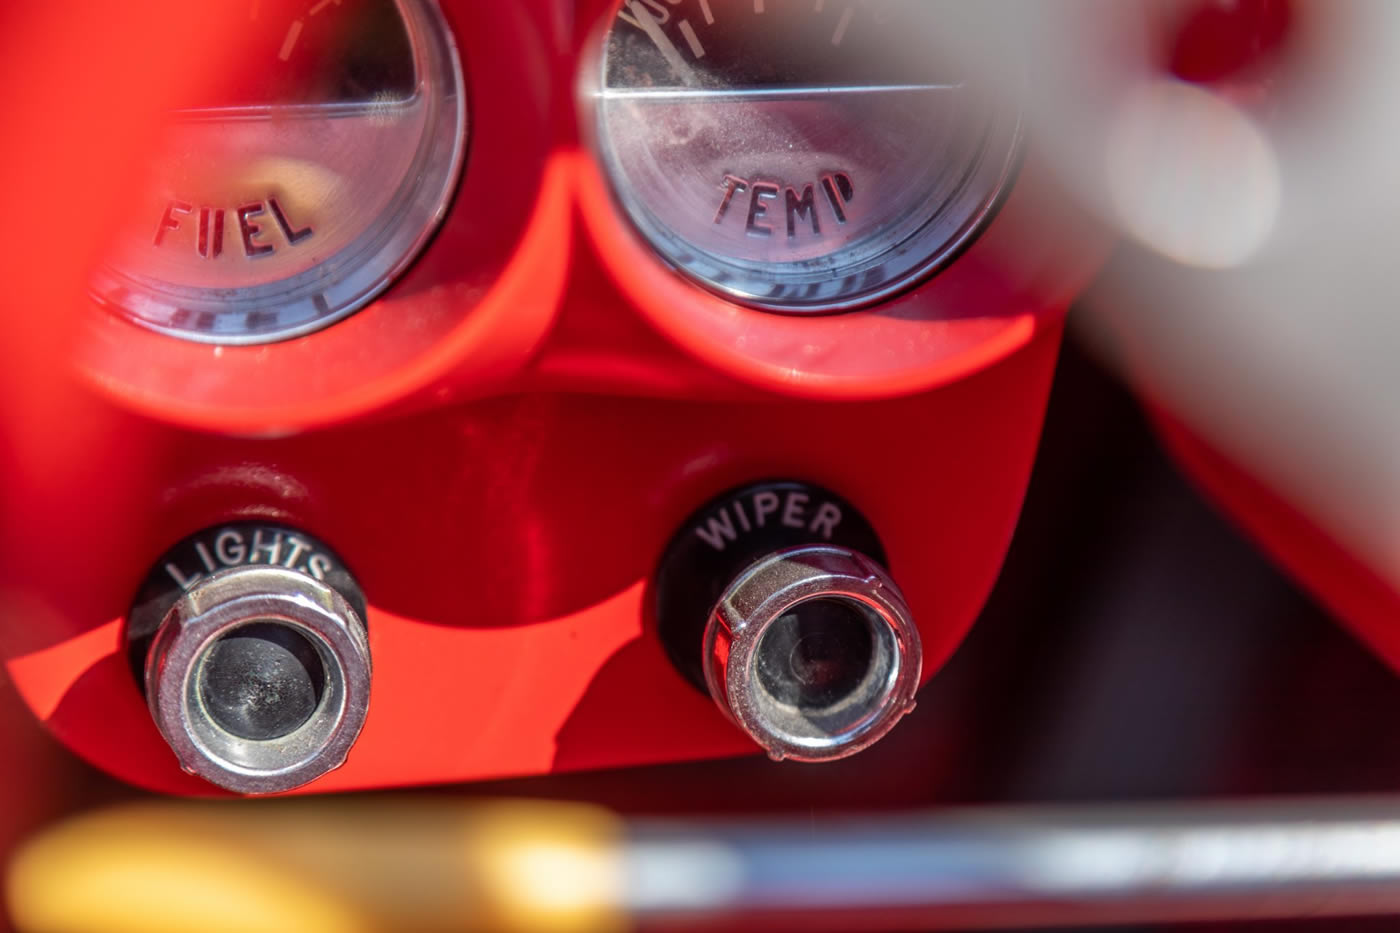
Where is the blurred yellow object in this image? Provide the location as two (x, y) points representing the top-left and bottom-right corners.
(21, 792), (1400, 931)
(6, 800), (627, 933)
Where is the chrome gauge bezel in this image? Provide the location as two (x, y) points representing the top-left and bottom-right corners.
(90, 0), (467, 345)
(587, 2), (1025, 315)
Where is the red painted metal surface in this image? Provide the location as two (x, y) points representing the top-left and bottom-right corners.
(1153, 410), (1400, 678)
(0, 0), (1109, 793)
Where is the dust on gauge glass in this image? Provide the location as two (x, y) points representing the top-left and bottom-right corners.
(91, 0), (465, 344)
(593, 0), (1021, 312)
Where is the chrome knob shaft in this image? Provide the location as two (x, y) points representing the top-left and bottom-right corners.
(705, 545), (921, 762)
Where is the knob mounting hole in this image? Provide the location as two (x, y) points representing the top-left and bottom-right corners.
(197, 621), (327, 741)
(757, 598), (876, 714)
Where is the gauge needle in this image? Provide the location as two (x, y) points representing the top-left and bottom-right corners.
(627, 1), (701, 88)
(598, 83), (964, 101)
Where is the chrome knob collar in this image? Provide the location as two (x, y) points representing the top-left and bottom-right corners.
(703, 544), (922, 763)
(145, 565), (371, 794)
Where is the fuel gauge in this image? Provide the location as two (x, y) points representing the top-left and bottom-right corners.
(91, 0), (465, 344)
(592, 0), (1020, 312)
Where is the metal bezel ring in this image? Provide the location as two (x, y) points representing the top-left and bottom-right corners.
(585, 5), (1025, 315)
(145, 566), (371, 794)
(90, 0), (467, 345)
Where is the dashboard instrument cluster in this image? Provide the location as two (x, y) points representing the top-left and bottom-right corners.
(1, 0), (1110, 794)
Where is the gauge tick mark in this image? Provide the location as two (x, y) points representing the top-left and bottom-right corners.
(832, 8), (855, 46)
(678, 19), (706, 59)
(278, 19), (304, 62)
(624, 0), (701, 85)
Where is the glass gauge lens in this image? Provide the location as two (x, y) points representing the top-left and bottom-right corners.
(594, 0), (1021, 312)
(204, 0), (417, 107)
(91, 0), (465, 344)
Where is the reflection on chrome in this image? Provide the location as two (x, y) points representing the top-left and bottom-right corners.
(624, 798), (1400, 925)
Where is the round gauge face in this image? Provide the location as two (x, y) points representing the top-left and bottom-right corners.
(593, 0), (1021, 312)
(91, 0), (465, 345)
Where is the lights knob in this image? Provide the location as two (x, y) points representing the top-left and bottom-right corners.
(129, 523), (370, 794)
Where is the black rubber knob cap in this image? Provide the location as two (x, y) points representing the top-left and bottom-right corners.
(127, 521), (366, 687)
(654, 480), (886, 692)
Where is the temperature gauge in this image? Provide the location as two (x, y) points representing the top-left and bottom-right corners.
(592, 0), (1020, 312)
(91, 0), (465, 344)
